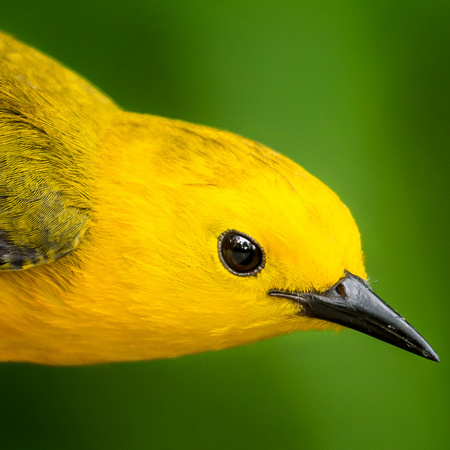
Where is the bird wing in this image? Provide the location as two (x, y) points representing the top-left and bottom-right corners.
(0, 31), (118, 270)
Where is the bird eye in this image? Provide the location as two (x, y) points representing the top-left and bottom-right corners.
(218, 230), (265, 276)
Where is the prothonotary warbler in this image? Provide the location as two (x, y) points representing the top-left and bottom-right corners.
(0, 31), (439, 365)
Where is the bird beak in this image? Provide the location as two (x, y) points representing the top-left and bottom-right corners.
(269, 271), (440, 362)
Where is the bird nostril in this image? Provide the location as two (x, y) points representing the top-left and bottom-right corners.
(336, 283), (347, 298)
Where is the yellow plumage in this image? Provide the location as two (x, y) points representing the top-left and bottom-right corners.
(0, 32), (438, 365)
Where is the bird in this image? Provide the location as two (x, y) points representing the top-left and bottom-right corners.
(0, 31), (439, 365)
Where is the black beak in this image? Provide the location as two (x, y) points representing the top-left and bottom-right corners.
(269, 271), (439, 362)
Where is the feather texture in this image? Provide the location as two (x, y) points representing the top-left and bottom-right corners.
(0, 32), (365, 365)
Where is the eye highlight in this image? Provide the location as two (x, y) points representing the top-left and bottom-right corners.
(218, 230), (265, 277)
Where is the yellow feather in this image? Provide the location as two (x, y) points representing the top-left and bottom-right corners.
(0, 31), (368, 365)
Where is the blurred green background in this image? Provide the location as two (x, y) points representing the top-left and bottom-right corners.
(0, 1), (449, 449)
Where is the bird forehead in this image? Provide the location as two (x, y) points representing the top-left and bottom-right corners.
(142, 119), (362, 274)
(151, 119), (307, 182)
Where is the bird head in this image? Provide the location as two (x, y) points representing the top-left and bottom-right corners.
(79, 115), (437, 363)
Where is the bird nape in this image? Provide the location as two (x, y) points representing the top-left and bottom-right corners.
(0, 31), (439, 365)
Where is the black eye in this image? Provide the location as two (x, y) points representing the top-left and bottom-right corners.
(218, 230), (265, 276)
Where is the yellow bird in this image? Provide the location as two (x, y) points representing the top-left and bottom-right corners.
(0, 31), (439, 365)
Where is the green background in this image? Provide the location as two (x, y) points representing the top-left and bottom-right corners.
(0, 1), (448, 449)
